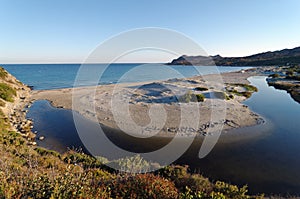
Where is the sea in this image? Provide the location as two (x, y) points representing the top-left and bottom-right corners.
(1, 64), (250, 90)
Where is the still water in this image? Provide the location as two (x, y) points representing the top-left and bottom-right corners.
(27, 76), (300, 195)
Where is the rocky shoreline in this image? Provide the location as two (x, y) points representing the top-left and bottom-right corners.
(0, 67), (36, 145)
(266, 65), (300, 104)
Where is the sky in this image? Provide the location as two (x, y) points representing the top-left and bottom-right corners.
(0, 0), (300, 63)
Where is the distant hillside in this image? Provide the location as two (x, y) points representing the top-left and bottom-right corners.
(168, 46), (300, 66)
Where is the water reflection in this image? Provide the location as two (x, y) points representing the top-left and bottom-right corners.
(27, 76), (300, 195)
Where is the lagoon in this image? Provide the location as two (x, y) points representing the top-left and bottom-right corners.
(26, 75), (300, 195)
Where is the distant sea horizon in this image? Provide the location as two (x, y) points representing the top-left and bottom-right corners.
(2, 63), (251, 90)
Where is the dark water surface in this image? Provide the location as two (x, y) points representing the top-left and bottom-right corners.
(27, 76), (300, 195)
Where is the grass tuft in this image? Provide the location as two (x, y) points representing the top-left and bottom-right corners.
(0, 83), (16, 102)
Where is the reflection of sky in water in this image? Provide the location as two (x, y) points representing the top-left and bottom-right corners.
(245, 76), (300, 131)
(189, 76), (300, 195)
(26, 75), (300, 195)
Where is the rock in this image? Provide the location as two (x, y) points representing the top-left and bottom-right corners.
(28, 141), (37, 146)
(38, 136), (45, 140)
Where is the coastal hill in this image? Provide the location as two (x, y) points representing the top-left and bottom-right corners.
(168, 46), (300, 66)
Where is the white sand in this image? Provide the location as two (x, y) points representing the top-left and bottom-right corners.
(31, 70), (263, 137)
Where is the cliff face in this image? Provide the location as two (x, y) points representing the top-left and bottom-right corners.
(168, 46), (300, 66)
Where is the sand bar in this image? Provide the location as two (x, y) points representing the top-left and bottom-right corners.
(30, 69), (264, 137)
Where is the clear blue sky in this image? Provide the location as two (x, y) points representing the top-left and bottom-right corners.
(1, 0), (300, 63)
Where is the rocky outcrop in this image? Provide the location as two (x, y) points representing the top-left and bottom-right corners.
(0, 67), (35, 141)
(267, 79), (300, 104)
(168, 46), (300, 66)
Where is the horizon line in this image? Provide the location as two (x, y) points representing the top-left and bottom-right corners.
(1, 45), (299, 65)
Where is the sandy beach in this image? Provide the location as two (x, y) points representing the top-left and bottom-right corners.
(30, 69), (263, 137)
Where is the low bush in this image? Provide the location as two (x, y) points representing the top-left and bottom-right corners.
(34, 147), (61, 158)
(0, 83), (16, 102)
(63, 150), (103, 168)
(0, 67), (8, 79)
(230, 83), (258, 92)
(231, 90), (253, 98)
(179, 91), (205, 103)
(109, 173), (179, 199)
(196, 94), (205, 102)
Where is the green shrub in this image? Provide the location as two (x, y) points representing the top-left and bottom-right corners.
(230, 83), (258, 92)
(0, 67), (8, 79)
(109, 173), (179, 199)
(179, 91), (205, 103)
(214, 181), (248, 199)
(109, 154), (153, 173)
(179, 91), (194, 103)
(227, 83), (258, 99)
(159, 165), (212, 194)
(34, 147), (61, 158)
(230, 90), (253, 98)
(0, 99), (5, 107)
(0, 83), (16, 102)
(63, 151), (103, 168)
(196, 94), (205, 102)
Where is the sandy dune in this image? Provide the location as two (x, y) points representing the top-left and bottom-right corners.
(31, 69), (263, 137)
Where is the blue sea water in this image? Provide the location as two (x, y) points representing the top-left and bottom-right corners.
(2, 64), (250, 90)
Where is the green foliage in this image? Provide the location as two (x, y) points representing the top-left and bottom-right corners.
(63, 150), (103, 169)
(159, 165), (213, 193)
(179, 91), (205, 103)
(226, 83), (258, 99)
(34, 147), (61, 158)
(0, 67), (8, 79)
(179, 91), (194, 103)
(214, 181), (248, 199)
(230, 90), (252, 98)
(109, 173), (179, 199)
(0, 110), (9, 131)
(230, 83), (258, 92)
(196, 94), (205, 102)
(0, 83), (16, 102)
(0, 99), (5, 107)
(109, 154), (153, 173)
